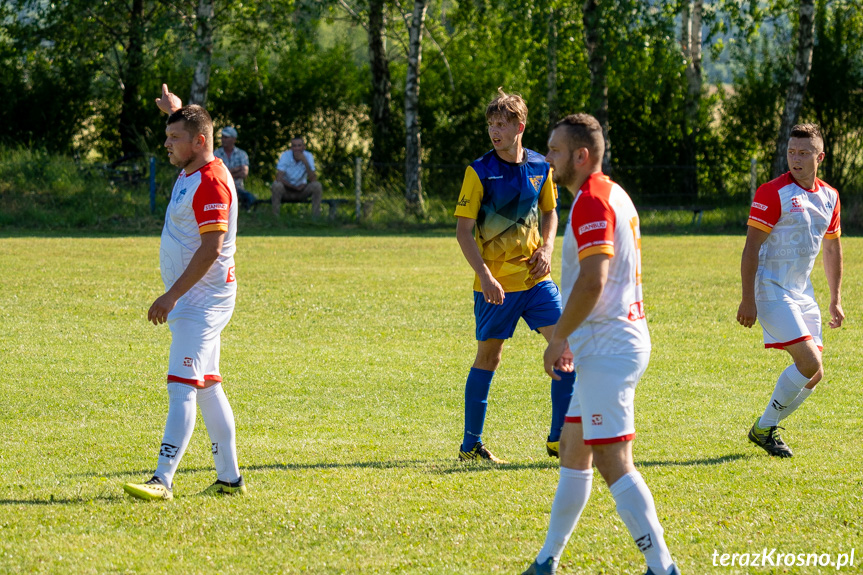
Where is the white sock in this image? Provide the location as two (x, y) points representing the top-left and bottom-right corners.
(197, 383), (241, 483)
(536, 467), (593, 566)
(779, 386), (814, 422)
(154, 383), (197, 487)
(609, 471), (674, 575)
(759, 365), (810, 428)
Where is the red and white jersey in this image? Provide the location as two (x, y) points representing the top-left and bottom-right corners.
(561, 173), (650, 358)
(160, 158), (237, 310)
(748, 172), (840, 302)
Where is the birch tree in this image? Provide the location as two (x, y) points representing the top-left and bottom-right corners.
(772, 0), (815, 177)
(680, 0), (703, 199)
(188, 0), (215, 106)
(404, 0), (429, 214)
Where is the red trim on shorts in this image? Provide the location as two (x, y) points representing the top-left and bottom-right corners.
(204, 375), (222, 382)
(765, 335), (813, 349)
(167, 375), (205, 387)
(565, 416), (582, 424)
(584, 432), (636, 445)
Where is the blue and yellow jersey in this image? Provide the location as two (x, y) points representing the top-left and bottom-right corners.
(454, 149), (558, 292)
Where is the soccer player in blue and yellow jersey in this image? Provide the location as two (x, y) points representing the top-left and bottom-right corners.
(454, 88), (575, 463)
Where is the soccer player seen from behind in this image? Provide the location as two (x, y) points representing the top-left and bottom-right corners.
(454, 88), (575, 464)
(737, 123), (844, 458)
(522, 114), (679, 575)
(123, 84), (247, 501)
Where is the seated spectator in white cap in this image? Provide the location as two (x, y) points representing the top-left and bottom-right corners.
(214, 126), (255, 210)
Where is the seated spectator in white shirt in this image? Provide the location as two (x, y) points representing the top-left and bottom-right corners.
(271, 137), (323, 218)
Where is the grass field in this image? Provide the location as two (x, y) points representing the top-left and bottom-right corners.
(0, 232), (860, 574)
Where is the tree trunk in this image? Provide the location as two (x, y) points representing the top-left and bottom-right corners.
(118, 0), (144, 156)
(582, 0), (610, 173)
(680, 0), (702, 200)
(189, 0), (215, 107)
(546, 1), (559, 130)
(772, 0), (816, 177)
(368, 0), (394, 178)
(404, 0), (429, 215)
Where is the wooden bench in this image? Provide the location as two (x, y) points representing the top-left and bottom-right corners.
(253, 197), (351, 221)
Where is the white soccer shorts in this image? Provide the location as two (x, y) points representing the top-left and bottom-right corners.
(166, 302), (234, 386)
(757, 297), (822, 350)
(565, 352), (650, 445)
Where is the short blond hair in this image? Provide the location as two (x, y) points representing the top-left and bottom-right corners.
(485, 87), (528, 125)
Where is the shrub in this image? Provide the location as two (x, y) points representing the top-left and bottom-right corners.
(0, 148), (155, 230)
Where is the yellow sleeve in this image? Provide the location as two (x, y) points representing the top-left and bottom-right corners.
(538, 170), (558, 212)
(747, 219), (773, 234)
(454, 167), (483, 219)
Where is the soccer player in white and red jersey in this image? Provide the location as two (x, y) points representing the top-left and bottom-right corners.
(737, 123), (844, 458)
(522, 114), (679, 575)
(123, 85), (246, 500)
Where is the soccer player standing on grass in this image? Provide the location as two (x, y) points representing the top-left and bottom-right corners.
(737, 123), (843, 458)
(123, 84), (247, 500)
(522, 114), (679, 575)
(454, 88), (575, 464)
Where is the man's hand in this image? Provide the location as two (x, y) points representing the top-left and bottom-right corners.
(544, 338), (574, 379)
(278, 173), (304, 192)
(736, 299), (757, 328)
(528, 244), (553, 279)
(828, 301), (845, 329)
(155, 83), (183, 115)
(479, 274), (505, 305)
(148, 292), (178, 325)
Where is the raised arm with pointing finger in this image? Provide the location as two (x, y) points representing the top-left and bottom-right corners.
(122, 85), (247, 502)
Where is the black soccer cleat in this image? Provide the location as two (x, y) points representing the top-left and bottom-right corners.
(748, 421), (793, 458)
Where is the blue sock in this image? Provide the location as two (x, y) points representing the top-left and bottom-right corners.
(549, 370), (576, 442)
(462, 367), (494, 451)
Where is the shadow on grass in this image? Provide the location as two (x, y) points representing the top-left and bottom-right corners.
(11, 461), (434, 506)
(68, 459), (431, 481)
(637, 453), (751, 467)
(64, 453), (748, 483)
(427, 460), (561, 474)
(428, 453), (752, 475)
(245, 459), (431, 472)
(4, 455), (750, 505)
(0, 494), (125, 506)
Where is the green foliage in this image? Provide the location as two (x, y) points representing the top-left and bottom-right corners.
(0, 148), (155, 230)
(0, 3), (96, 153)
(210, 40), (369, 184)
(807, 0), (863, 195)
(604, 1), (691, 204)
(2, 0), (863, 214)
(719, 0), (863, 200)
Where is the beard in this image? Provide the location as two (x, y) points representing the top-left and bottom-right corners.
(168, 151), (193, 169)
(551, 162), (574, 188)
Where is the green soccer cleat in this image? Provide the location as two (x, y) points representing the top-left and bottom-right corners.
(522, 557), (556, 575)
(748, 421), (793, 458)
(123, 476), (173, 501)
(546, 440), (560, 458)
(199, 476), (248, 496)
(458, 442), (508, 464)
